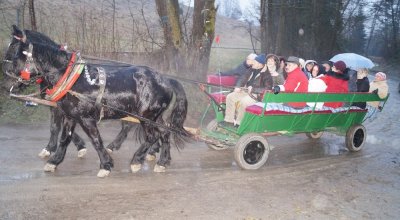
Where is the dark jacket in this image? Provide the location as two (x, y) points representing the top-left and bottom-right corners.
(346, 68), (358, 92)
(235, 68), (273, 89)
(352, 77), (370, 109)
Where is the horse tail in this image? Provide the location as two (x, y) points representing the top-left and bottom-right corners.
(167, 78), (192, 149)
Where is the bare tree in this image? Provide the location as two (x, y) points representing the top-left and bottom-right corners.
(28, 0), (36, 30)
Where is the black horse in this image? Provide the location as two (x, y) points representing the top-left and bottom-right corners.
(3, 29), (190, 177)
(2, 26), (161, 160)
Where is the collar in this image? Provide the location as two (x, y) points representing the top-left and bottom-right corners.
(45, 52), (85, 102)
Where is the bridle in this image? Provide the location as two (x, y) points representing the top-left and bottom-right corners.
(2, 34), (42, 85)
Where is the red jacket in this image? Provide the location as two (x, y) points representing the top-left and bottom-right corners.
(282, 67), (309, 108)
(320, 71), (349, 108)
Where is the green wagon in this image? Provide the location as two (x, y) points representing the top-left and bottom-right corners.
(200, 76), (389, 170)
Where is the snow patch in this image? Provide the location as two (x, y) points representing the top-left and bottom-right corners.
(366, 135), (379, 144)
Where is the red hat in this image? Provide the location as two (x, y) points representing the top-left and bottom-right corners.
(333, 61), (346, 73)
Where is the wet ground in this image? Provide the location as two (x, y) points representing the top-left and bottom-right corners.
(0, 77), (399, 219)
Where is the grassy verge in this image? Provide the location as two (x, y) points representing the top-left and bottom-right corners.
(0, 92), (50, 124)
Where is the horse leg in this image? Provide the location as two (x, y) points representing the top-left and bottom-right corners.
(153, 132), (171, 173)
(130, 125), (159, 173)
(106, 121), (133, 153)
(145, 141), (160, 161)
(39, 107), (62, 158)
(79, 118), (114, 178)
(71, 132), (87, 158)
(43, 118), (76, 172)
(39, 107), (86, 159)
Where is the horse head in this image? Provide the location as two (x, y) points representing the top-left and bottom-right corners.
(2, 25), (61, 92)
(4, 26), (71, 90)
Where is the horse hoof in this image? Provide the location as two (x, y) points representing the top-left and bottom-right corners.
(77, 148), (87, 158)
(153, 164), (166, 173)
(106, 148), (113, 154)
(97, 169), (110, 178)
(43, 163), (56, 172)
(145, 154), (156, 161)
(38, 149), (51, 158)
(130, 164), (142, 173)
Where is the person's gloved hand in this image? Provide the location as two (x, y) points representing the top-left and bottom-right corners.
(273, 86), (280, 94)
(372, 89), (378, 94)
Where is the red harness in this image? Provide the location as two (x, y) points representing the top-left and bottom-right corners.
(45, 52), (83, 102)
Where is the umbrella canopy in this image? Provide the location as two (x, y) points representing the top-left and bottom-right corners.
(330, 53), (374, 70)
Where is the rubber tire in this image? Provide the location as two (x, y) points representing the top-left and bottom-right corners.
(306, 131), (324, 139)
(345, 124), (366, 152)
(205, 119), (229, 150)
(234, 133), (269, 170)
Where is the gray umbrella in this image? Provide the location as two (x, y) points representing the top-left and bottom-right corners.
(330, 53), (374, 70)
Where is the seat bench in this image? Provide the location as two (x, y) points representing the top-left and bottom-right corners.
(207, 75), (237, 104)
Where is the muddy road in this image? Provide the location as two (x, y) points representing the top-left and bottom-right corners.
(0, 77), (399, 219)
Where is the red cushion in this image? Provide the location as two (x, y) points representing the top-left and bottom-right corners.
(207, 75), (237, 86)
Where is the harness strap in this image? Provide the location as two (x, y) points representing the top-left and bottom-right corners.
(45, 53), (85, 102)
(46, 52), (77, 97)
(95, 67), (107, 122)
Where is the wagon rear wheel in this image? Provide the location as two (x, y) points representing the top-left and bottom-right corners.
(205, 119), (229, 150)
(234, 133), (269, 170)
(345, 124), (366, 152)
(306, 131), (324, 139)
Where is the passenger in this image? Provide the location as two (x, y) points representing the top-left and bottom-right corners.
(223, 54), (272, 126)
(279, 56), (288, 79)
(219, 53), (257, 76)
(346, 67), (358, 92)
(303, 60), (317, 79)
(321, 61), (333, 72)
(365, 72), (389, 121)
(367, 72), (389, 109)
(311, 63), (326, 78)
(351, 68), (370, 109)
(299, 58), (306, 70)
(266, 54), (285, 86)
(319, 60), (349, 108)
(273, 56), (309, 108)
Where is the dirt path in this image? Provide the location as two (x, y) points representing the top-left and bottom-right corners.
(0, 77), (399, 219)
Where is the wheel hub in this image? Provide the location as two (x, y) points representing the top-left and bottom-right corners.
(243, 141), (265, 164)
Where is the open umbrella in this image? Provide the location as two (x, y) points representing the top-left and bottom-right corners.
(330, 53), (374, 70)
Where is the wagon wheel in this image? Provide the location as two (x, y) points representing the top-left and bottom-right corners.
(306, 131), (324, 139)
(205, 119), (229, 150)
(345, 124), (366, 152)
(234, 133), (269, 170)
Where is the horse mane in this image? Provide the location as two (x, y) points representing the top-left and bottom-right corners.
(25, 30), (60, 48)
(30, 42), (70, 71)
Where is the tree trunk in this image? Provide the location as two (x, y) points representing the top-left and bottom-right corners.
(328, 1), (343, 53)
(28, 0), (36, 31)
(155, 0), (184, 73)
(275, 0), (286, 55)
(259, 0), (267, 53)
(189, 0), (216, 80)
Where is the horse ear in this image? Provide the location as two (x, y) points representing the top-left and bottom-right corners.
(12, 25), (23, 37)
